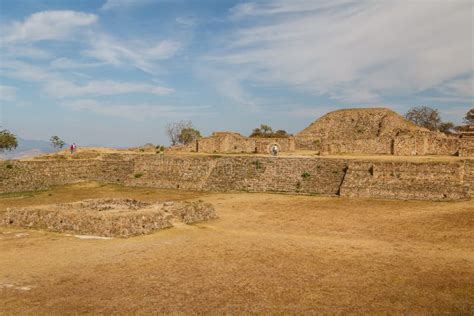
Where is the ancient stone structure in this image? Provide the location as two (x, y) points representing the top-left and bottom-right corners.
(459, 125), (474, 157)
(0, 154), (471, 201)
(180, 132), (295, 154)
(2, 199), (217, 237)
(296, 108), (462, 156)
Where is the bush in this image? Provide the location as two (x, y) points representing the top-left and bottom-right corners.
(301, 171), (311, 179)
(134, 173), (143, 178)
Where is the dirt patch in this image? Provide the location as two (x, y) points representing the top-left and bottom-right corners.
(2, 198), (217, 237)
(0, 183), (472, 314)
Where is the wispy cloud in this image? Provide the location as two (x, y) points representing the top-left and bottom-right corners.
(84, 34), (181, 73)
(101, 0), (154, 11)
(211, 0), (472, 104)
(1, 60), (173, 98)
(0, 85), (16, 102)
(65, 99), (209, 121)
(3, 10), (97, 43)
(44, 80), (173, 98)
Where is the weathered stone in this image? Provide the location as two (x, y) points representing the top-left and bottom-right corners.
(1, 199), (217, 237)
(296, 108), (462, 156)
(0, 154), (471, 201)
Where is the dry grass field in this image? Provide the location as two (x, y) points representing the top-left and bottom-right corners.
(1, 182), (473, 314)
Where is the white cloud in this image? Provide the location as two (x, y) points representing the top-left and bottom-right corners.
(101, 0), (154, 11)
(84, 34), (181, 73)
(213, 0), (473, 104)
(0, 85), (16, 101)
(147, 41), (182, 59)
(441, 78), (474, 98)
(64, 99), (209, 121)
(50, 58), (105, 69)
(4, 10), (97, 43)
(2, 45), (52, 59)
(1, 61), (173, 98)
(43, 80), (173, 98)
(175, 16), (197, 27)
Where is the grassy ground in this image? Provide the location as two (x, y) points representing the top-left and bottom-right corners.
(1, 182), (473, 314)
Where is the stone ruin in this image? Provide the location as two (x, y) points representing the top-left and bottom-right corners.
(295, 108), (464, 156)
(169, 107), (470, 157)
(459, 124), (474, 156)
(1, 199), (217, 238)
(179, 131), (295, 154)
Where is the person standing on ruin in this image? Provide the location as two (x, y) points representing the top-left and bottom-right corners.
(70, 144), (74, 154)
(271, 144), (278, 156)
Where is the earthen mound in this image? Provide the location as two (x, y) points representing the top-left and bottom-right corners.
(297, 107), (428, 140)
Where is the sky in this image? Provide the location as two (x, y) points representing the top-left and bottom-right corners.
(0, 0), (472, 147)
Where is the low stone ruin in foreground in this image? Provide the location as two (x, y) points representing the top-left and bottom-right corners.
(1, 199), (217, 238)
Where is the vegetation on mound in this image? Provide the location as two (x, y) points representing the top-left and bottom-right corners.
(250, 124), (290, 138)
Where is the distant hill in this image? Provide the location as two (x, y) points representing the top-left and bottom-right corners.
(0, 137), (57, 159)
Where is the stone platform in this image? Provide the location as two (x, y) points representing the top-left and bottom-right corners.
(1, 199), (217, 238)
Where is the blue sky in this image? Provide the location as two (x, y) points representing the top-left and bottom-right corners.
(0, 0), (472, 147)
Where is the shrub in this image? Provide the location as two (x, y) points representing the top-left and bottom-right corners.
(301, 171), (311, 179)
(253, 159), (262, 170)
(134, 173), (143, 178)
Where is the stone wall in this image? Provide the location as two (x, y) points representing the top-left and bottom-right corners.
(393, 133), (460, 156)
(0, 159), (133, 193)
(321, 137), (393, 155)
(129, 155), (347, 195)
(0, 154), (471, 201)
(340, 160), (469, 200)
(185, 132), (295, 154)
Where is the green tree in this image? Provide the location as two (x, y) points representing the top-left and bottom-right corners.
(250, 128), (262, 137)
(50, 135), (65, 149)
(0, 129), (18, 152)
(178, 127), (202, 145)
(250, 125), (289, 138)
(260, 124), (273, 134)
(274, 129), (289, 137)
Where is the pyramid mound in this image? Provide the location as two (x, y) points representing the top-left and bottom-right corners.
(297, 107), (428, 140)
(293, 107), (458, 155)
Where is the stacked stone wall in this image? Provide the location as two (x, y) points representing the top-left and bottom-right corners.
(320, 137), (393, 155)
(0, 155), (471, 201)
(340, 160), (469, 200)
(0, 159), (133, 193)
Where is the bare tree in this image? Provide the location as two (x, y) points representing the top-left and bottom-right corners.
(464, 108), (474, 125)
(405, 106), (442, 131)
(166, 121), (200, 145)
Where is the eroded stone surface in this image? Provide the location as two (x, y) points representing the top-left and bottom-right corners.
(1, 199), (217, 238)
